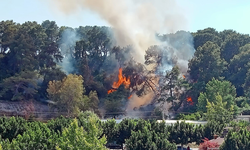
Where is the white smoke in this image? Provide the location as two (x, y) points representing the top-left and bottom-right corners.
(44, 0), (195, 111)
(59, 28), (80, 74)
(159, 31), (195, 74)
(44, 0), (189, 64)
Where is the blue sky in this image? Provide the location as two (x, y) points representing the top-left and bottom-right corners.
(1, 0), (250, 34)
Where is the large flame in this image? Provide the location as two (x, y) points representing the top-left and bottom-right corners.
(187, 96), (194, 105)
(107, 68), (131, 94)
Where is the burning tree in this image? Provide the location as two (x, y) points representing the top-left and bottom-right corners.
(107, 68), (131, 94)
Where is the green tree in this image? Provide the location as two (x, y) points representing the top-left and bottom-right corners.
(220, 128), (250, 150)
(2, 121), (59, 150)
(192, 27), (222, 50)
(197, 78), (237, 113)
(167, 121), (194, 149)
(104, 85), (130, 118)
(116, 119), (136, 145)
(87, 91), (100, 116)
(0, 71), (39, 100)
(228, 44), (250, 96)
(220, 31), (250, 63)
(47, 116), (72, 133)
(157, 66), (190, 112)
(206, 94), (234, 123)
(56, 118), (107, 150)
(0, 116), (28, 141)
(243, 68), (250, 98)
(125, 127), (176, 150)
(47, 74), (89, 116)
(101, 119), (119, 144)
(188, 41), (226, 83)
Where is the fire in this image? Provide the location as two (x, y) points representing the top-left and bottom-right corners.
(128, 95), (132, 99)
(187, 96), (194, 105)
(182, 75), (186, 79)
(107, 68), (131, 94)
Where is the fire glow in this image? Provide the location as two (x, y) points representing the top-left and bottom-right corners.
(187, 96), (194, 105)
(107, 68), (131, 94)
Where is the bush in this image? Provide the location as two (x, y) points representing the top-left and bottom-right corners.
(198, 138), (219, 150)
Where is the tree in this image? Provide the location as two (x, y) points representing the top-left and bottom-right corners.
(56, 118), (107, 150)
(243, 68), (250, 98)
(47, 116), (72, 133)
(227, 44), (250, 96)
(220, 128), (250, 150)
(197, 78), (237, 113)
(220, 31), (250, 63)
(125, 127), (176, 150)
(47, 74), (89, 116)
(0, 71), (39, 100)
(101, 119), (119, 144)
(2, 121), (59, 150)
(104, 85), (130, 118)
(202, 121), (225, 140)
(157, 66), (189, 112)
(206, 94), (234, 124)
(188, 41), (226, 83)
(0, 116), (28, 141)
(192, 27), (222, 50)
(87, 91), (100, 116)
(116, 119), (136, 145)
(167, 121), (194, 149)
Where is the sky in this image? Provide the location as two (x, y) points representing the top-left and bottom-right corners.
(1, 0), (250, 34)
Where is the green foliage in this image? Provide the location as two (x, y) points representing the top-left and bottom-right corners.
(176, 112), (203, 120)
(206, 94), (234, 124)
(47, 116), (72, 133)
(125, 127), (176, 150)
(87, 91), (101, 116)
(167, 121), (194, 147)
(188, 41), (227, 83)
(76, 111), (101, 132)
(192, 28), (222, 50)
(0, 71), (39, 100)
(101, 119), (119, 143)
(57, 118), (107, 150)
(0, 116), (28, 141)
(104, 85), (130, 117)
(157, 66), (191, 111)
(2, 121), (59, 150)
(47, 74), (90, 116)
(116, 118), (136, 145)
(197, 78), (237, 113)
(203, 121), (225, 140)
(228, 44), (250, 94)
(220, 128), (250, 150)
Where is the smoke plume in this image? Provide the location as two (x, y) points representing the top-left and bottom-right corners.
(45, 0), (188, 64)
(45, 0), (195, 114)
(59, 28), (80, 74)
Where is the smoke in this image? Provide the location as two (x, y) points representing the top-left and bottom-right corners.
(45, 0), (188, 64)
(158, 31), (195, 74)
(59, 28), (80, 74)
(45, 0), (194, 116)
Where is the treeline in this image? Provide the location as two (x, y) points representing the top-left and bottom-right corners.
(1, 20), (250, 118)
(0, 114), (248, 150)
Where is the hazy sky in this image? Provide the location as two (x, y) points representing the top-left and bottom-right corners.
(1, 0), (250, 34)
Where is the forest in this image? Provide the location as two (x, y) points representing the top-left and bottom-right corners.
(0, 20), (250, 149)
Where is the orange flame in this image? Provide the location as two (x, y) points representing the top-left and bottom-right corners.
(128, 95), (132, 99)
(107, 68), (131, 94)
(182, 75), (186, 79)
(187, 96), (194, 105)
